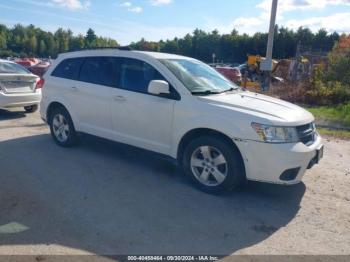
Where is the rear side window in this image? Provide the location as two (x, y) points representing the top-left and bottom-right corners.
(119, 58), (165, 94)
(79, 57), (119, 87)
(51, 58), (84, 80)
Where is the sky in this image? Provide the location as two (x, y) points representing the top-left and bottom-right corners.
(0, 0), (350, 45)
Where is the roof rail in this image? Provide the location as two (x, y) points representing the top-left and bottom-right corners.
(81, 46), (132, 51)
(60, 46), (133, 54)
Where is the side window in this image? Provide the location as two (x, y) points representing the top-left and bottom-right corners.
(79, 57), (119, 87)
(51, 58), (83, 80)
(119, 58), (166, 94)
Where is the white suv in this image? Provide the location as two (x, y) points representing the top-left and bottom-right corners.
(40, 49), (324, 193)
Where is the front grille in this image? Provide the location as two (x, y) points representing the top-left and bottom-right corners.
(296, 122), (316, 146)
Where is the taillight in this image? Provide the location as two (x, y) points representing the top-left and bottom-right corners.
(36, 78), (45, 89)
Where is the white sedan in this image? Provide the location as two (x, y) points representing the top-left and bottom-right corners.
(0, 59), (43, 113)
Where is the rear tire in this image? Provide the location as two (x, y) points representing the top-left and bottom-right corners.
(182, 136), (245, 194)
(49, 107), (78, 147)
(24, 105), (38, 113)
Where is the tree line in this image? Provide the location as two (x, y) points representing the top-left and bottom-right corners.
(0, 23), (341, 63)
(131, 27), (340, 63)
(0, 24), (118, 58)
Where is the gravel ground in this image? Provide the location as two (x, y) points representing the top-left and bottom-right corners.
(0, 108), (349, 257)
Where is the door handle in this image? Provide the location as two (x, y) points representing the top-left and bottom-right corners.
(113, 95), (126, 102)
(70, 86), (78, 92)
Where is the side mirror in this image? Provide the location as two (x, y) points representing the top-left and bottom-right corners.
(148, 80), (170, 95)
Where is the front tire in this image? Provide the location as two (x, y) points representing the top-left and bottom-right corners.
(49, 107), (78, 147)
(24, 105), (38, 113)
(182, 136), (245, 194)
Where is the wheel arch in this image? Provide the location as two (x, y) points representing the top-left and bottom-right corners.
(176, 128), (246, 173)
(46, 102), (70, 124)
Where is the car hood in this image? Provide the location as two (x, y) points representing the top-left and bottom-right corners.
(198, 91), (314, 125)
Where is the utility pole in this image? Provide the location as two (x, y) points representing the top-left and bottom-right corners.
(261, 0), (278, 91)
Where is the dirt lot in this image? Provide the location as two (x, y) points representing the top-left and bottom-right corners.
(0, 108), (350, 257)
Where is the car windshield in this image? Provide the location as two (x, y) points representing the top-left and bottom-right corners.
(0, 62), (30, 74)
(159, 59), (239, 95)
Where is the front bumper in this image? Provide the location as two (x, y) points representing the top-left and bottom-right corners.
(0, 90), (42, 108)
(235, 135), (323, 185)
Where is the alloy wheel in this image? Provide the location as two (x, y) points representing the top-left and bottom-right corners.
(190, 146), (228, 187)
(52, 114), (70, 143)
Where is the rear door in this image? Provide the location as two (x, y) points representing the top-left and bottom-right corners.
(74, 56), (120, 139)
(50, 57), (84, 128)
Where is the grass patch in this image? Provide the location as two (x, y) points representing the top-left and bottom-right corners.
(317, 127), (350, 140)
(308, 103), (350, 128)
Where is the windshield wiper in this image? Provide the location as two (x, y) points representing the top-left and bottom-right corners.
(220, 87), (239, 93)
(191, 90), (221, 96)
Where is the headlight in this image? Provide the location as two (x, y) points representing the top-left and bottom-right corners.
(251, 123), (299, 143)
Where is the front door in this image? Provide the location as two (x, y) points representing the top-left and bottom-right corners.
(111, 58), (178, 155)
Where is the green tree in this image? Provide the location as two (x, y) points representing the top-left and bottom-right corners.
(38, 40), (47, 57)
(296, 27), (314, 50)
(85, 28), (97, 48)
(274, 26), (296, 58)
(313, 28), (328, 51)
(326, 36), (350, 85)
(55, 28), (70, 53)
(24, 36), (37, 55)
(178, 34), (193, 57)
(0, 23), (342, 62)
(161, 39), (179, 54)
(70, 34), (85, 51)
(45, 33), (57, 57)
(0, 34), (7, 50)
